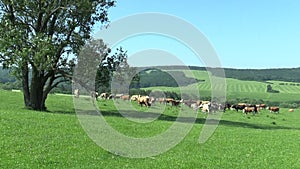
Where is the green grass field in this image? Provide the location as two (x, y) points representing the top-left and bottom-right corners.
(1, 89), (300, 168)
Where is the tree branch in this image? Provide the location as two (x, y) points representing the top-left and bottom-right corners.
(41, 6), (65, 32)
(8, 2), (15, 24)
(44, 78), (69, 96)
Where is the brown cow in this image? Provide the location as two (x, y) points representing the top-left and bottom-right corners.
(171, 99), (183, 107)
(243, 106), (258, 114)
(121, 95), (130, 101)
(158, 98), (165, 104)
(259, 104), (266, 109)
(165, 98), (174, 104)
(137, 96), (151, 107)
(269, 107), (280, 113)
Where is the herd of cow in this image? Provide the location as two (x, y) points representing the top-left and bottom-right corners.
(84, 92), (287, 114)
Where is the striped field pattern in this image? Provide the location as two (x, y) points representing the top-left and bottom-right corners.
(144, 70), (300, 102)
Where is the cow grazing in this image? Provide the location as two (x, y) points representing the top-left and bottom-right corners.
(165, 98), (174, 104)
(231, 104), (246, 112)
(121, 95), (130, 101)
(182, 100), (195, 107)
(149, 97), (156, 104)
(108, 94), (115, 99)
(210, 102), (220, 113)
(171, 99), (183, 107)
(74, 89), (79, 98)
(199, 102), (211, 113)
(202, 101), (210, 104)
(130, 95), (140, 101)
(219, 103), (231, 112)
(114, 94), (124, 99)
(259, 104), (266, 109)
(157, 98), (165, 104)
(137, 96), (151, 107)
(190, 100), (202, 111)
(269, 107), (280, 113)
(91, 91), (99, 101)
(288, 109), (294, 112)
(99, 92), (108, 99)
(108, 93), (123, 99)
(243, 106), (258, 114)
(190, 103), (199, 111)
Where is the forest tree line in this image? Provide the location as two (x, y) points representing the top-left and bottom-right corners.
(1, 66), (300, 92)
(208, 67), (300, 82)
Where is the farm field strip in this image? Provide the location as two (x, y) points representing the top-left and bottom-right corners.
(143, 70), (300, 102)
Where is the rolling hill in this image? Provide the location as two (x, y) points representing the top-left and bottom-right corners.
(142, 69), (300, 104)
(2, 66), (300, 104)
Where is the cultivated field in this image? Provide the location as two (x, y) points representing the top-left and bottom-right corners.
(144, 70), (300, 102)
(1, 89), (300, 168)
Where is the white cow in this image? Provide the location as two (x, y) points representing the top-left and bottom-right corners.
(74, 89), (79, 98)
(200, 102), (211, 113)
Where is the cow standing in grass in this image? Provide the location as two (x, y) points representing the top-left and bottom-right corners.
(91, 91), (99, 101)
(137, 96), (151, 107)
(99, 92), (108, 99)
(121, 95), (130, 101)
(74, 89), (79, 98)
(259, 104), (266, 109)
(171, 99), (183, 107)
(108, 94), (115, 99)
(199, 102), (211, 113)
(165, 98), (174, 104)
(268, 106), (280, 113)
(231, 104), (246, 112)
(221, 103), (231, 112)
(130, 95), (140, 101)
(243, 106), (258, 115)
(114, 94), (124, 99)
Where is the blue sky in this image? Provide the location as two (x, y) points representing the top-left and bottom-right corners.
(93, 0), (300, 69)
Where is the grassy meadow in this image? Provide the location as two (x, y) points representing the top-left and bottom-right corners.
(1, 89), (300, 168)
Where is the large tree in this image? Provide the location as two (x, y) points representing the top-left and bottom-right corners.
(0, 0), (115, 110)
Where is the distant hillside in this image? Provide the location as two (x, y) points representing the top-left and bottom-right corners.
(210, 67), (300, 83)
(2, 65), (300, 89)
(131, 68), (202, 88)
(148, 66), (300, 83)
(0, 67), (16, 83)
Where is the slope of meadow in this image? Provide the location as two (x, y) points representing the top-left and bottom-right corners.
(1, 89), (300, 168)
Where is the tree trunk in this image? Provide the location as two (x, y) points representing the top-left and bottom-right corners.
(21, 61), (30, 108)
(29, 69), (46, 111)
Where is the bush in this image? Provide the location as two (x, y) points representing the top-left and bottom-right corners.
(266, 84), (280, 93)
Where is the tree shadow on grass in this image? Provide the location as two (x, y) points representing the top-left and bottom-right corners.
(40, 107), (76, 115)
(50, 109), (76, 115)
(76, 108), (300, 131)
